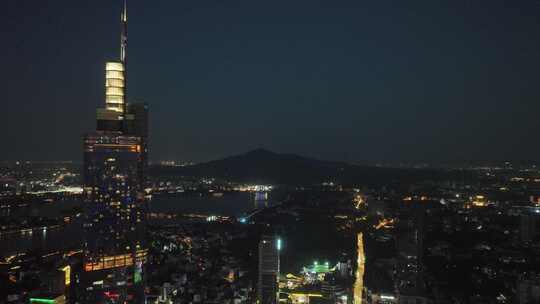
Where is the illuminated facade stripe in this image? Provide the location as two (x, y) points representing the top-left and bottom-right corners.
(84, 249), (148, 272)
(354, 232), (365, 304)
(105, 62), (125, 112)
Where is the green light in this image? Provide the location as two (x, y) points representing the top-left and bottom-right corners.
(314, 261), (318, 265)
(134, 269), (142, 283)
(29, 299), (55, 304)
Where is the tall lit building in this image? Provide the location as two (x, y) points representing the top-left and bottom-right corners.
(521, 213), (537, 243)
(394, 203), (427, 303)
(124, 102), (149, 184)
(81, 1), (148, 303)
(258, 236), (280, 304)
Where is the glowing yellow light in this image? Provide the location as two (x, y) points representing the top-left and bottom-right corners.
(84, 249), (147, 272)
(106, 62), (125, 71)
(471, 195), (487, 207)
(105, 61), (125, 112)
(374, 218), (394, 230)
(60, 265), (71, 286)
(354, 232), (365, 304)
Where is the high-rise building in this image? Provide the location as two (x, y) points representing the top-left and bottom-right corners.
(520, 213), (537, 243)
(80, 1), (148, 303)
(258, 236), (280, 304)
(125, 102), (149, 185)
(395, 203), (426, 301)
(96, 0), (128, 133)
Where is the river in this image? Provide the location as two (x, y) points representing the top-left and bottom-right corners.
(0, 191), (273, 257)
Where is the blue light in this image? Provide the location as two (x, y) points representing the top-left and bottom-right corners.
(277, 238), (282, 251)
(239, 217), (247, 223)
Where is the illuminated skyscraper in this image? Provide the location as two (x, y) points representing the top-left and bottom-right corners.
(81, 1), (148, 303)
(96, 0), (128, 133)
(124, 102), (149, 184)
(258, 236), (280, 304)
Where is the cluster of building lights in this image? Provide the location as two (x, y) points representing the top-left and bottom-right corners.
(84, 249), (147, 272)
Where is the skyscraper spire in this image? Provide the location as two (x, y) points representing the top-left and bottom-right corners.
(120, 0), (127, 64)
(102, 0), (128, 115)
(120, 0), (128, 114)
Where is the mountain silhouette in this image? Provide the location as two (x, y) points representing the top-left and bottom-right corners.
(149, 149), (457, 187)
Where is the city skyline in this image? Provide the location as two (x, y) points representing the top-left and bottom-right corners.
(2, 1), (540, 303)
(2, 0), (540, 163)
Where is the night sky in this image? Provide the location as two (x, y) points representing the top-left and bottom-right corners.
(1, 0), (539, 163)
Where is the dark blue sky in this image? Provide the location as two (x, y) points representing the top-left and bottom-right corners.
(1, 0), (539, 162)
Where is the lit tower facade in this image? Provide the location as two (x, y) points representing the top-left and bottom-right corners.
(81, 1), (148, 303)
(258, 236), (281, 304)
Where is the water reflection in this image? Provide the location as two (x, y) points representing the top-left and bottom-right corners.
(1, 192), (269, 257)
(254, 191), (269, 209)
(0, 223), (82, 257)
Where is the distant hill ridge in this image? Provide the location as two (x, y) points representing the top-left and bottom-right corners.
(150, 149), (455, 186)
(204, 148), (347, 169)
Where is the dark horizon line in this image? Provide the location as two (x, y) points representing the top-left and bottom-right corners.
(0, 149), (538, 168)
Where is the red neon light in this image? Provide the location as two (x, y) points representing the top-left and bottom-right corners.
(104, 291), (120, 299)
